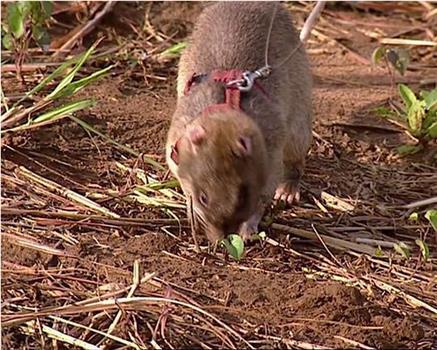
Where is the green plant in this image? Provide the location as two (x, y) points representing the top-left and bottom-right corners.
(408, 212), (419, 222)
(408, 210), (434, 262)
(2, 1), (52, 49)
(158, 42), (186, 60)
(221, 234), (245, 260)
(375, 84), (437, 155)
(220, 231), (266, 260)
(425, 209), (437, 232)
(2, 2), (53, 78)
(398, 84), (437, 137)
(1, 43), (113, 133)
(415, 239), (430, 262)
(372, 46), (410, 76)
(393, 242), (411, 259)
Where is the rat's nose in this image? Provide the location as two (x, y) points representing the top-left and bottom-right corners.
(206, 225), (225, 243)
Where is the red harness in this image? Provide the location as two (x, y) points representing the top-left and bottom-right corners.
(184, 69), (268, 113)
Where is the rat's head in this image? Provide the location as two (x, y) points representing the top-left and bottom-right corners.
(168, 109), (268, 243)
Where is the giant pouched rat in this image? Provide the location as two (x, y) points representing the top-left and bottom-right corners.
(166, 2), (313, 243)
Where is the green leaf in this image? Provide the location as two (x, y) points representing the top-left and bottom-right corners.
(2, 33), (14, 50)
(29, 2), (42, 20)
(399, 84), (417, 110)
(7, 2), (25, 39)
(251, 231), (267, 241)
(393, 242), (410, 259)
(221, 234), (244, 260)
(425, 209), (437, 232)
(415, 239), (429, 261)
(55, 65), (113, 98)
(10, 53), (84, 109)
(29, 1), (52, 24)
(371, 46), (386, 65)
(373, 106), (394, 119)
(31, 24), (50, 48)
(221, 238), (237, 259)
(2, 100), (95, 134)
(426, 121), (437, 138)
(375, 246), (384, 257)
(41, 1), (53, 19)
(395, 144), (423, 155)
(422, 89), (437, 110)
(48, 44), (98, 99)
(423, 109), (437, 127)
(408, 212), (419, 223)
(31, 99), (95, 124)
(18, 1), (33, 16)
(407, 101), (425, 133)
(159, 42), (187, 59)
(29, 56), (82, 96)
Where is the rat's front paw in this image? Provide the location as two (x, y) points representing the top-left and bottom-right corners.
(274, 180), (300, 206)
(238, 211), (264, 243)
(238, 222), (257, 242)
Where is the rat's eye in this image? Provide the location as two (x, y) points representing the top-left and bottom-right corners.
(199, 191), (209, 207)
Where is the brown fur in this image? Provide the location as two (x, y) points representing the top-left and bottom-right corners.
(166, 2), (312, 242)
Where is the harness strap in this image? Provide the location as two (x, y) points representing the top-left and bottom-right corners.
(184, 69), (244, 111)
(184, 69), (270, 113)
(211, 69), (243, 110)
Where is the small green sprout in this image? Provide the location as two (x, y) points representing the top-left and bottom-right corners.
(221, 234), (245, 260)
(159, 42), (187, 60)
(221, 231), (267, 259)
(393, 242), (410, 259)
(395, 144), (424, 155)
(375, 84), (436, 154)
(408, 212), (419, 223)
(425, 209), (437, 232)
(375, 246), (384, 257)
(415, 239), (430, 262)
(398, 84), (437, 140)
(373, 106), (395, 119)
(251, 231), (267, 241)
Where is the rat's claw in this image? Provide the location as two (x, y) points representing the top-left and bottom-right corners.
(274, 181), (300, 206)
(238, 211), (263, 242)
(238, 222), (257, 242)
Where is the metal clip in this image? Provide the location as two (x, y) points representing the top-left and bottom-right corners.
(226, 65), (272, 92)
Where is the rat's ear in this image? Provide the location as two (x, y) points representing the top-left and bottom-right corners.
(233, 135), (252, 158)
(170, 142), (180, 165)
(188, 125), (206, 146)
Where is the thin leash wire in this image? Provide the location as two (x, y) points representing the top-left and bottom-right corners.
(263, 2), (278, 71)
(228, 2), (304, 91)
(264, 2), (303, 71)
(266, 1), (326, 70)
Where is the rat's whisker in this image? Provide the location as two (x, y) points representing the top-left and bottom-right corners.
(194, 207), (207, 227)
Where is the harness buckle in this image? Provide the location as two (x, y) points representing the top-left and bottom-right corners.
(226, 65), (272, 92)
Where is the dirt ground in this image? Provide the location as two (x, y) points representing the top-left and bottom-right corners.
(2, 2), (437, 349)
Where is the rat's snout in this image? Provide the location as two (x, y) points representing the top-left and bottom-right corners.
(205, 221), (242, 243)
(205, 225), (225, 243)
(222, 221), (240, 234)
